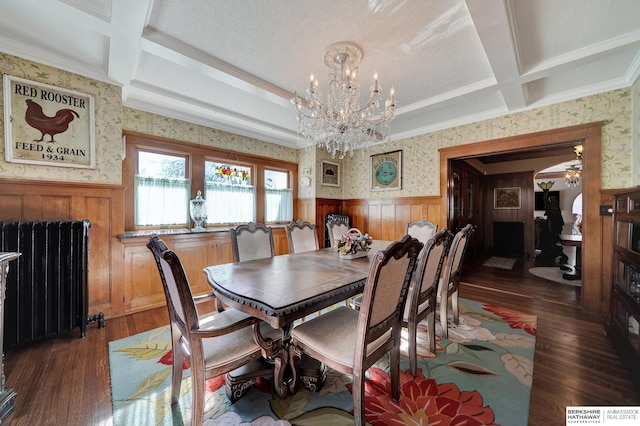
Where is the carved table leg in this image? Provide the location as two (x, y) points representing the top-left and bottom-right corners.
(251, 322), (292, 399)
(288, 346), (326, 394)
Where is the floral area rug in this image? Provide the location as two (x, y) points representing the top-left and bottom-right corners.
(109, 298), (537, 425)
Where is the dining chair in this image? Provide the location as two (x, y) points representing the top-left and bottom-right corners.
(326, 218), (350, 248)
(285, 220), (319, 253)
(438, 223), (475, 338)
(147, 235), (281, 426)
(403, 228), (452, 376)
(230, 222), (275, 262)
(288, 235), (423, 426)
(406, 219), (438, 243)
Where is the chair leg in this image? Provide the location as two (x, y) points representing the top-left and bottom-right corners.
(407, 320), (418, 377)
(390, 346), (401, 402)
(452, 290), (460, 325)
(352, 370), (365, 426)
(440, 298), (449, 339)
(170, 330), (183, 404)
(215, 297), (226, 312)
(427, 310), (436, 353)
(190, 361), (205, 426)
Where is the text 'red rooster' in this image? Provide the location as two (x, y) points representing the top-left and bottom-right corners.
(24, 99), (80, 143)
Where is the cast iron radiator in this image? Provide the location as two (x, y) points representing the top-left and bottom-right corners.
(0, 220), (101, 350)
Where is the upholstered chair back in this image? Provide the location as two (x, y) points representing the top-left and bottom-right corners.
(438, 223), (474, 338)
(402, 228), (452, 375)
(231, 222), (275, 262)
(285, 220), (319, 253)
(407, 220), (438, 244)
(327, 219), (349, 247)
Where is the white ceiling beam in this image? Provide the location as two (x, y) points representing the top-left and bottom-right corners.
(139, 29), (293, 109)
(464, 0), (527, 110)
(520, 30), (640, 83)
(107, 0), (153, 85)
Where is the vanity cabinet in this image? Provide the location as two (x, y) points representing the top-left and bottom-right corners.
(609, 189), (640, 386)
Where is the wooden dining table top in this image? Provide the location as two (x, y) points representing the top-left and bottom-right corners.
(203, 240), (390, 329)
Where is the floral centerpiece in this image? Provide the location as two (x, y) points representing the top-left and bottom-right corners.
(335, 228), (373, 259)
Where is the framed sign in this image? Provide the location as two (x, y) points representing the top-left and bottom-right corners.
(3, 75), (95, 169)
(494, 187), (521, 209)
(321, 160), (340, 187)
(370, 150), (402, 191)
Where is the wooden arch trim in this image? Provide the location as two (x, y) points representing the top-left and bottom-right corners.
(438, 122), (604, 315)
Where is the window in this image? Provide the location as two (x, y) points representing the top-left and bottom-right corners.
(123, 132), (298, 231)
(265, 169), (293, 223)
(135, 151), (190, 226)
(204, 161), (255, 224)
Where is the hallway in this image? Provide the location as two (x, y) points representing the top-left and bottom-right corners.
(462, 255), (582, 308)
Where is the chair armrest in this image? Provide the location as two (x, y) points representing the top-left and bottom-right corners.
(193, 309), (260, 338)
(193, 292), (216, 304)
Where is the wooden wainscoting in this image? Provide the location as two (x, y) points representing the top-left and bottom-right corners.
(297, 198), (316, 224)
(119, 232), (233, 313)
(117, 226), (289, 315)
(314, 196), (441, 245)
(0, 179), (124, 319)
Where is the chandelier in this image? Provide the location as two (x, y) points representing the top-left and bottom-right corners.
(565, 165), (582, 187)
(291, 42), (397, 159)
(565, 144), (583, 187)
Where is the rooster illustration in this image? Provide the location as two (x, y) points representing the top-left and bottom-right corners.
(24, 99), (80, 143)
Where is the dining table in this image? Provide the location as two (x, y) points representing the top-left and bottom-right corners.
(203, 240), (391, 398)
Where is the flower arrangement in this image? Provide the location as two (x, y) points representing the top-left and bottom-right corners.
(335, 228), (373, 256)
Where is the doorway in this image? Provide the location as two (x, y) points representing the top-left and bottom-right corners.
(438, 122), (604, 314)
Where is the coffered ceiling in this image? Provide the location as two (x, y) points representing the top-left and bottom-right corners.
(2, 0), (639, 149)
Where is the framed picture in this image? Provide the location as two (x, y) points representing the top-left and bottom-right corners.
(494, 187), (521, 209)
(3, 75), (95, 169)
(321, 160), (340, 187)
(370, 150), (402, 191)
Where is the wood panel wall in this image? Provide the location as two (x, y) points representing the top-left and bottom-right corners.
(483, 172), (535, 256)
(297, 198), (316, 224)
(0, 179), (124, 319)
(315, 196), (441, 246)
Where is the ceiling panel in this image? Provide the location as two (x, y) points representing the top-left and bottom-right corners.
(1, 0), (639, 148)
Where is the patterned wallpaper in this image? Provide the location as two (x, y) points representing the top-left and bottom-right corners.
(121, 107), (298, 164)
(633, 77), (640, 185)
(0, 52), (123, 184)
(333, 86), (635, 199)
(1, 51), (637, 195)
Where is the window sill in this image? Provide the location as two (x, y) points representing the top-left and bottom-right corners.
(117, 227), (232, 240)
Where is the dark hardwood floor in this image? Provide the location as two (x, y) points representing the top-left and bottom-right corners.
(3, 256), (639, 425)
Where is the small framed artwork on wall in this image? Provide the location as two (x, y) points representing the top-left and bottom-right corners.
(321, 160), (340, 187)
(494, 187), (521, 209)
(370, 150), (402, 191)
